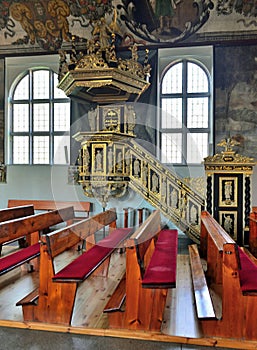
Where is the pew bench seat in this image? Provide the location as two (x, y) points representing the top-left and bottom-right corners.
(142, 229), (177, 288)
(197, 211), (257, 340)
(16, 209), (134, 325)
(238, 247), (257, 294)
(104, 228), (178, 329)
(0, 243), (40, 276)
(52, 227), (133, 282)
(0, 206), (74, 278)
(0, 205), (35, 255)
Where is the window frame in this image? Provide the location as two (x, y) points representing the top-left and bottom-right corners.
(8, 67), (70, 165)
(158, 47), (213, 166)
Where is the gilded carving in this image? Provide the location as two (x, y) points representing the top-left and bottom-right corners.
(142, 162), (148, 187)
(92, 144), (106, 174)
(57, 15), (151, 102)
(107, 147), (114, 173)
(150, 170), (159, 193)
(133, 158), (141, 178)
(88, 107), (97, 131)
(219, 211), (238, 240)
(219, 177), (238, 207)
(125, 149), (131, 174)
(82, 146), (90, 173)
(204, 138), (256, 166)
(125, 105), (136, 135)
(161, 179), (167, 202)
(103, 107), (120, 132)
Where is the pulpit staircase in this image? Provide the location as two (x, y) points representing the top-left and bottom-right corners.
(126, 138), (205, 243)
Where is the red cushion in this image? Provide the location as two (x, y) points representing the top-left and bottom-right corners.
(238, 247), (257, 292)
(0, 243), (40, 275)
(53, 227), (132, 282)
(142, 229), (178, 288)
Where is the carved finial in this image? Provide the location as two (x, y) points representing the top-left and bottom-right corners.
(109, 8), (122, 36)
(217, 138), (240, 152)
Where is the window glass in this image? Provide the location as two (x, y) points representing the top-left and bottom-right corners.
(161, 98), (182, 129)
(33, 136), (49, 164)
(13, 75), (29, 100)
(160, 59), (210, 164)
(187, 133), (209, 163)
(187, 97), (209, 128)
(161, 133), (182, 163)
(187, 62), (208, 93)
(33, 103), (50, 131)
(162, 62), (182, 94)
(10, 68), (70, 165)
(13, 136), (29, 164)
(54, 135), (70, 164)
(33, 70), (50, 99)
(54, 103), (70, 131)
(53, 74), (67, 98)
(13, 104), (29, 132)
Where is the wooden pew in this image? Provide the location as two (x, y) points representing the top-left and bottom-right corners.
(200, 210), (235, 285)
(190, 210), (257, 340)
(0, 205), (35, 255)
(0, 205), (34, 223)
(249, 210), (257, 257)
(104, 210), (178, 332)
(0, 206), (75, 276)
(16, 208), (133, 325)
(8, 199), (91, 221)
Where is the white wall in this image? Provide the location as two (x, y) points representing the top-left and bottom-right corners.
(0, 165), (154, 227)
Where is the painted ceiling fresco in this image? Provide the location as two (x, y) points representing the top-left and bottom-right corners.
(0, 0), (256, 51)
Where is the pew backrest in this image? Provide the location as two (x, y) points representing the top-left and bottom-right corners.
(200, 210), (234, 255)
(126, 209), (161, 275)
(43, 208), (117, 258)
(200, 211), (235, 284)
(106, 209), (178, 331)
(0, 206), (75, 245)
(0, 205), (34, 223)
(16, 207), (133, 325)
(126, 209), (177, 285)
(8, 199), (91, 220)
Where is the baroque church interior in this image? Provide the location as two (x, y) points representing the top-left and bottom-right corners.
(0, 0), (257, 349)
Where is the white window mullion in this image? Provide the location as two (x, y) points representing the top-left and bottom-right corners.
(10, 67), (70, 165)
(160, 57), (211, 165)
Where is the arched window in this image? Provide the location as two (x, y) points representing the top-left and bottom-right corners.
(9, 68), (70, 165)
(160, 59), (211, 165)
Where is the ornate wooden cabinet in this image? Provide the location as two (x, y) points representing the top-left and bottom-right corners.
(204, 138), (256, 245)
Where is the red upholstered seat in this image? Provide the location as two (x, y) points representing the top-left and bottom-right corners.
(142, 229), (178, 288)
(53, 227), (132, 282)
(0, 243), (40, 276)
(238, 247), (257, 293)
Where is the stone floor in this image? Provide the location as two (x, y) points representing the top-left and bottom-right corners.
(0, 326), (230, 350)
